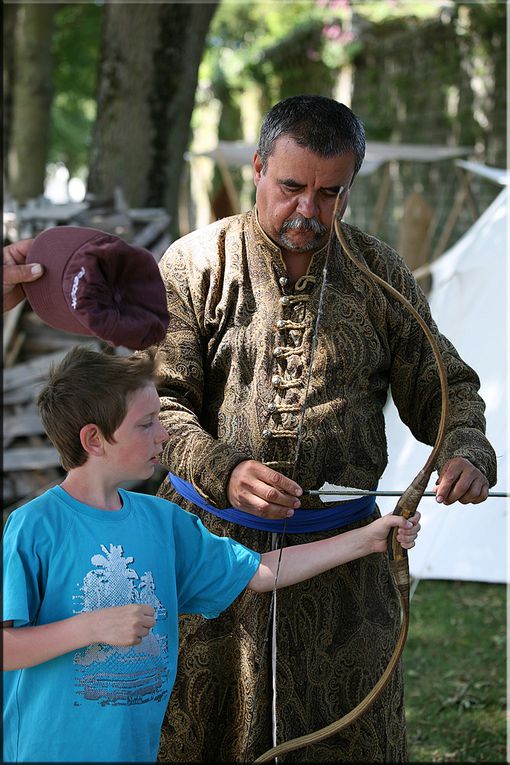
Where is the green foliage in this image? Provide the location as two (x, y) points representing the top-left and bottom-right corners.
(201, 0), (353, 127)
(199, 0), (449, 143)
(404, 580), (506, 762)
(49, 3), (102, 175)
(351, 1), (440, 23)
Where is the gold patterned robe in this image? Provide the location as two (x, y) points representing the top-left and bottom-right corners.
(155, 209), (496, 762)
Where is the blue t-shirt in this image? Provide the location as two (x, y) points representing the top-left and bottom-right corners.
(3, 486), (260, 763)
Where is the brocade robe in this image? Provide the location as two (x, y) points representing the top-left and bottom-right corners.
(155, 209), (496, 762)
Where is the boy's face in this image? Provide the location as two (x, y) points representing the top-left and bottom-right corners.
(104, 383), (168, 482)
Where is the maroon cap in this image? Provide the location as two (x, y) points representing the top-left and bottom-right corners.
(23, 226), (169, 350)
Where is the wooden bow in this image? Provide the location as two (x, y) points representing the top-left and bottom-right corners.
(253, 214), (449, 763)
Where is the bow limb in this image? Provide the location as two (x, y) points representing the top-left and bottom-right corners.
(253, 217), (449, 763)
(253, 609), (409, 762)
(334, 213), (449, 639)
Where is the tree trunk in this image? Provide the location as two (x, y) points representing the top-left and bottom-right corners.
(88, 2), (218, 239)
(7, 3), (58, 204)
(3, 3), (19, 192)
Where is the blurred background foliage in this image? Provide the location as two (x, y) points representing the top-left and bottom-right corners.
(50, 3), (102, 177)
(4, 0), (506, 253)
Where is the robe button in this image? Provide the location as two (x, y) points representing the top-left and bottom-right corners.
(272, 375), (282, 387)
(279, 276), (288, 287)
(280, 296), (290, 306)
(273, 346), (283, 357)
(262, 429), (273, 439)
(276, 319), (286, 329)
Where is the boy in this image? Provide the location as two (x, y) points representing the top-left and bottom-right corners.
(3, 346), (420, 763)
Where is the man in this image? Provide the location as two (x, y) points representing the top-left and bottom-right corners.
(155, 95), (496, 762)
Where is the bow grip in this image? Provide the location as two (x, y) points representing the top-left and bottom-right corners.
(388, 468), (430, 562)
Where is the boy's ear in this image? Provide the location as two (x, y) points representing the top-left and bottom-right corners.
(80, 424), (105, 456)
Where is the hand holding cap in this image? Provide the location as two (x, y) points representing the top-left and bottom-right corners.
(23, 226), (169, 350)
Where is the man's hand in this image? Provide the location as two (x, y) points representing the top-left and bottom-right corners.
(227, 459), (302, 519)
(3, 238), (42, 312)
(434, 457), (489, 505)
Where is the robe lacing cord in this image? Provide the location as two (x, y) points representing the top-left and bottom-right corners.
(275, 319), (308, 331)
(279, 293), (312, 306)
(272, 344), (305, 359)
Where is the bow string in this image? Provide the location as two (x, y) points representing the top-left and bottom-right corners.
(252, 200), (449, 763)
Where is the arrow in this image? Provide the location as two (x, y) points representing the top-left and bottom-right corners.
(304, 489), (509, 498)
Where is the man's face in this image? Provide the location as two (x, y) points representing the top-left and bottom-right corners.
(253, 135), (357, 255)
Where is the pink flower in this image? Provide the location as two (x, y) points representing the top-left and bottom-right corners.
(323, 23), (343, 40)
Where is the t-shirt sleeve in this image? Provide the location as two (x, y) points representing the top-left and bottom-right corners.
(3, 511), (42, 627)
(172, 509), (261, 618)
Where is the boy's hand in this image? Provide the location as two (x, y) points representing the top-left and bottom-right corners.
(369, 511), (421, 554)
(90, 604), (156, 646)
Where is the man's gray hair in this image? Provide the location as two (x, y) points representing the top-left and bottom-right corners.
(257, 94), (366, 180)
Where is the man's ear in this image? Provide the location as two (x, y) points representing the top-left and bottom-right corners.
(80, 424), (105, 456)
(253, 152), (264, 186)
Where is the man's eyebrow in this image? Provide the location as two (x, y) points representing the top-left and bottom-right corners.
(278, 177), (303, 187)
(278, 178), (346, 194)
(321, 184), (345, 194)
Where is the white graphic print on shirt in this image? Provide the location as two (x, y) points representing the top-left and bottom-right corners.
(73, 543), (168, 706)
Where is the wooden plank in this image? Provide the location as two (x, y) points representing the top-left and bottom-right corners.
(152, 232), (173, 261)
(3, 341), (100, 392)
(3, 382), (45, 406)
(22, 333), (83, 354)
(18, 201), (89, 222)
(3, 473), (62, 521)
(4, 446), (61, 471)
(215, 147), (241, 215)
(132, 215), (171, 250)
(3, 412), (44, 440)
(3, 301), (25, 357)
(3, 350), (68, 391)
(128, 207), (169, 222)
(20, 313), (90, 353)
(4, 330), (26, 368)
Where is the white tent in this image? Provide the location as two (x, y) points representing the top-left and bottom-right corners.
(377, 169), (508, 583)
(189, 140), (470, 176)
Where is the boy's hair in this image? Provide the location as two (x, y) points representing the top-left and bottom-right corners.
(257, 94), (366, 180)
(37, 345), (162, 472)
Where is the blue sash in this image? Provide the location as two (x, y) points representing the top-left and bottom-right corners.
(167, 472), (377, 533)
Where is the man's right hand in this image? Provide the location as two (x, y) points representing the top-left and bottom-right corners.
(227, 460), (302, 519)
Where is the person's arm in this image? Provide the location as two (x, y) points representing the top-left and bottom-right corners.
(248, 511), (420, 592)
(2, 604), (155, 671)
(158, 241), (301, 519)
(157, 243), (248, 505)
(3, 239), (42, 312)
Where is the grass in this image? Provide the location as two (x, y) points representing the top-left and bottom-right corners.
(404, 579), (507, 763)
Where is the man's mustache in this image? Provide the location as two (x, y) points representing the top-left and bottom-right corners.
(280, 216), (328, 237)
